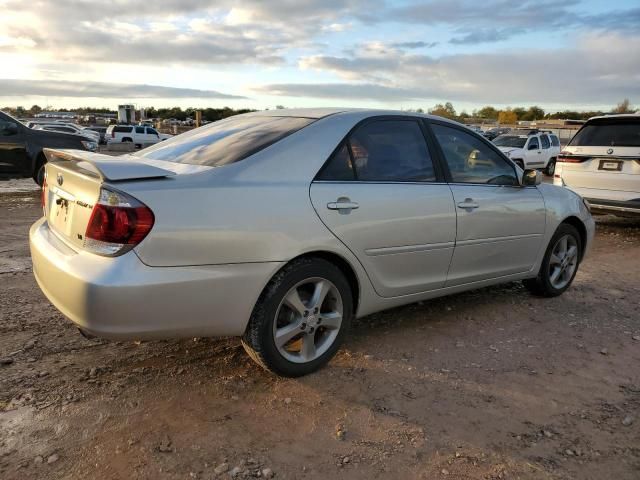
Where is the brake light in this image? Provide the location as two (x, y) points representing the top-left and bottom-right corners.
(84, 187), (154, 256)
(557, 151), (587, 163)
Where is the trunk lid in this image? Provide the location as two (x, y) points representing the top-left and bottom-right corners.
(560, 145), (640, 191)
(42, 148), (177, 250)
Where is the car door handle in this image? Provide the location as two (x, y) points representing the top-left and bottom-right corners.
(327, 199), (359, 212)
(457, 199), (479, 209)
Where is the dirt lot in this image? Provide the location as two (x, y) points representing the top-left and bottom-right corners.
(1, 189), (639, 480)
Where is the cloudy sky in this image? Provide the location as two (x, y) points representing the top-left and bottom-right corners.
(1, 0), (639, 112)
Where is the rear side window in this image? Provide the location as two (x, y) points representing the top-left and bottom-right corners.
(135, 126), (145, 134)
(135, 116), (314, 166)
(569, 118), (640, 147)
(114, 126), (132, 133)
(540, 134), (550, 149)
(317, 119), (436, 182)
(550, 135), (560, 147)
(528, 137), (540, 149)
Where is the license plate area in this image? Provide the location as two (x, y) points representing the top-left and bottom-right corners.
(598, 159), (623, 171)
(48, 188), (76, 237)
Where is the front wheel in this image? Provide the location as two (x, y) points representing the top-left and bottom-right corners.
(242, 258), (352, 377)
(523, 224), (582, 297)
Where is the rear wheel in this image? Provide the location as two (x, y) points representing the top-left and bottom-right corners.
(545, 158), (556, 176)
(513, 159), (524, 170)
(523, 224), (582, 297)
(242, 258), (352, 377)
(122, 137), (132, 143)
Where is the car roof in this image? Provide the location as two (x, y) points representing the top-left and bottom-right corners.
(587, 113), (640, 122)
(242, 107), (463, 125)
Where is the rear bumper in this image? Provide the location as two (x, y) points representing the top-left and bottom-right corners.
(29, 218), (282, 339)
(585, 198), (640, 216)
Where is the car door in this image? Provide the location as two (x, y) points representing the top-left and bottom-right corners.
(146, 127), (160, 143)
(540, 134), (552, 165)
(134, 126), (146, 144)
(427, 121), (546, 286)
(525, 136), (543, 168)
(310, 117), (456, 298)
(0, 116), (30, 176)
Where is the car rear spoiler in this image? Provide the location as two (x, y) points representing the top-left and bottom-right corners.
(44, 148), (176, 182)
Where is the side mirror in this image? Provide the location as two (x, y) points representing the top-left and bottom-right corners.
(522, 169), (542, 186)
(528, 143), (538, 150)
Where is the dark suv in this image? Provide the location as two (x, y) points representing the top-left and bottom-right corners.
(0, 110), (97, 185)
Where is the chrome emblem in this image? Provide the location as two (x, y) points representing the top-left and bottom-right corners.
(607, 148), (614, 155)
(57, 173), (64, 186)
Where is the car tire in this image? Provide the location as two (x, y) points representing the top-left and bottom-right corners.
(513, 159), (524, 170)
(242, 257), (353, 377)
(523, 223), (582, 297)
(545, 158), (556, 176)
(122, 137), (132, 143)
(32, 155), (46, 186)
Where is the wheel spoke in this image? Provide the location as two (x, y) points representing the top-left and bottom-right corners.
(284, 288), (307, 316)
(275, 322), (303, 347)
(310, 280), (330, 310)
(566, 245), (578, 261)
(550, 253), (562, 266)
(550, 266), (562, 284)
(320, 311), (342, 330)
(300, 334), (317, 360)
(558, 236), (568, 256)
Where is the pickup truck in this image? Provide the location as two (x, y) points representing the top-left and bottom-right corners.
(494, 131), (561, 175)
(0, 110), (98, 185)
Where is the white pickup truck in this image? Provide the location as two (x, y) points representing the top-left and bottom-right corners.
(494, 131), (561, 175)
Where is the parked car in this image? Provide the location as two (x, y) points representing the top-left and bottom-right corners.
(30, 109), (594, 377)
(494, 131), (560, 175)
(484, 127), (511, 141)
(34, 124), (99, 142)
(84, 126), (107, 144)
(106, 125), (170, 147)
(33, 122), (101, 143)
(555, 114), (640, 216)
(465, 124), (484, 134)
(0, 110), (97, 185)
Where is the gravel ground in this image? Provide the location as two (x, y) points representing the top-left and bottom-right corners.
(0, 190), (639, 480)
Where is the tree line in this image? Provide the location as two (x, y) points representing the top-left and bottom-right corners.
(423, 99), (636, 123)
(3, 99), (636, 124)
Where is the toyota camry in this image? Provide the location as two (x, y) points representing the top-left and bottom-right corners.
(30, 109), (595, 376)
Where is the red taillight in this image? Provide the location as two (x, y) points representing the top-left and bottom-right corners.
(84, 188), (154, 256)
(557, 151), (588, 163)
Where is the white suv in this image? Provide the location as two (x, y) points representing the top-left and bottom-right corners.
(494, 131), (561, 175)
(106, 125), (171, 147)
(555, 115), (640, 216)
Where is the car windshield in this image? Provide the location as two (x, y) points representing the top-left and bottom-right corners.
(134, 115), (315, 166)
(569, 118), (640, 147)
(493, 135), (527, 148)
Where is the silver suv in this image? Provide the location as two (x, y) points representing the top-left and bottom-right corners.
(555, 115), (640, 216)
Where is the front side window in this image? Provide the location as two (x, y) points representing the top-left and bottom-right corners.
(135, 115), (314, 166)
(147, 128), (158, 135)
(431, 123), (517, 186)
(317, 119), (436, 182)
(540, 134), (550, 149)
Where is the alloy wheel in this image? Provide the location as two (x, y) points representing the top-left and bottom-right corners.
(273, 277), (343, 364)
(548, 234), (578, 289)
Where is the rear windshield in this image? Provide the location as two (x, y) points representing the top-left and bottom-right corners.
(134, 115), (314, 166)
(569, 118), (640, 147)
(494, 135), (527, 148)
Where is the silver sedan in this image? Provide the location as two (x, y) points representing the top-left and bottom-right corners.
(30, 109), (595, 376)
